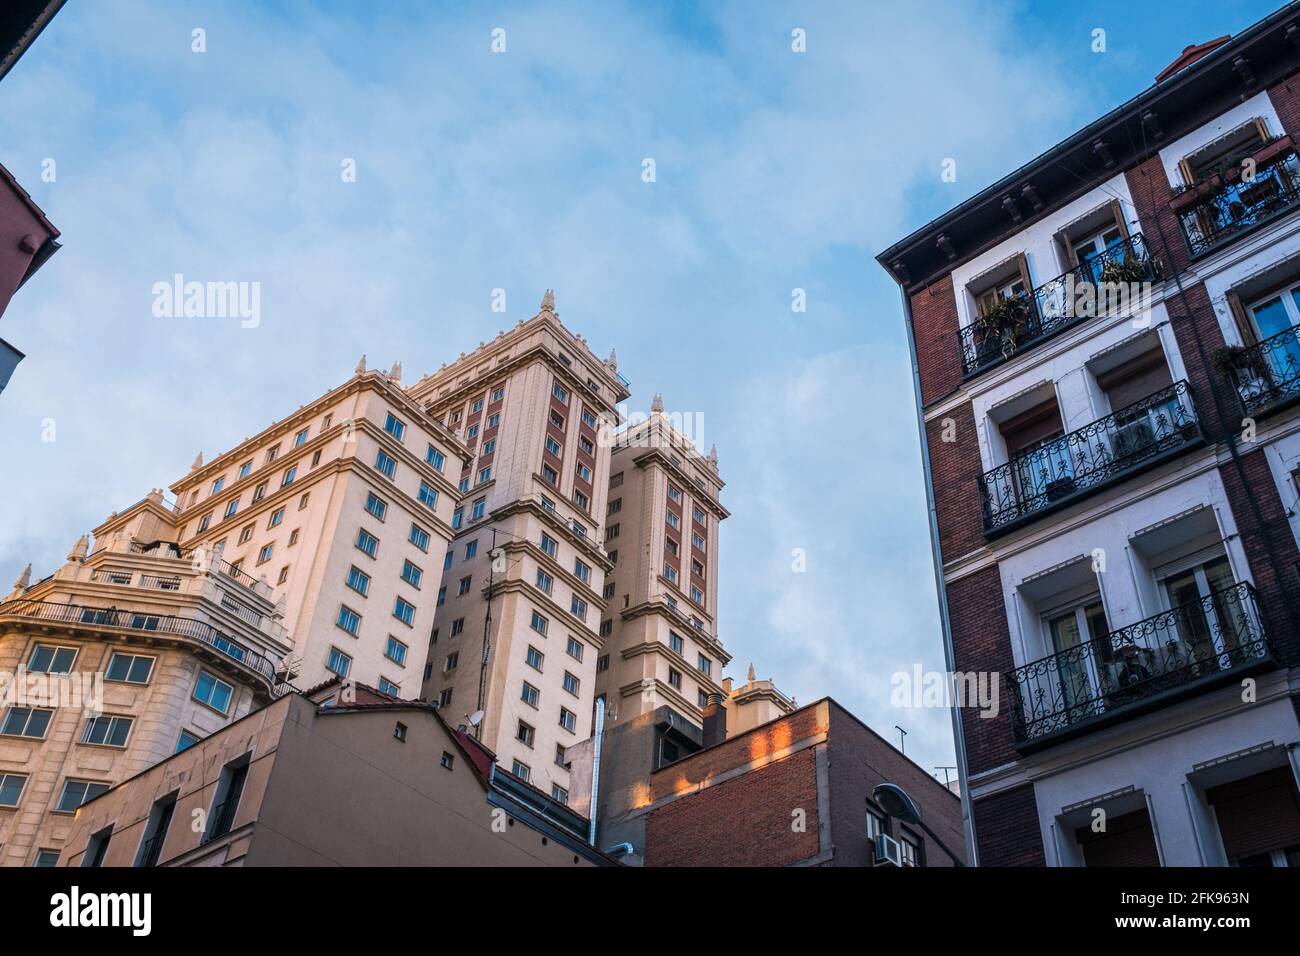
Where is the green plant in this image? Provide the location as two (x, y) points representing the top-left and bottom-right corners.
(976, 295), (1029, 358)
(1212, 345), (1269, 381)
(1098, 256), (1155, 284)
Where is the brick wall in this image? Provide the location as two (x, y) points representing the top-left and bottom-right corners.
(911, 275), (964, 407)
(1218, 450), (1300, 665)
(972, 783), (1046, 866)
(1162, 282), (1240, 440)
(644, 745), (821, 866)
(926, 400), (986, 561)
(947, 564), (1019, 776)
(1125, 154), (1193, 279)
(1268, 74), (1300, 141)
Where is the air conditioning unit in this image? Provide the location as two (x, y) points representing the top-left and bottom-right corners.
(874, 833), (903, 867)
(1113, 419), (1155, 459)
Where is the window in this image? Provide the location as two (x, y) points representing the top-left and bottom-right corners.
(559, 708), (577, 733)
(280, 466), (297, 488)
(546, 435), (562, 457)
(669, 631), (684, 654)
(28, 643), (76, 673)
(603, 581), (615, 599)
(346, 565), (371, 596)
(238, 522), (254, 544)
(81, 715), (133, 747)
(488, 412), (500, 428)
(467, 424), (480, 440)
(521, 682), (540, 708)
(265, 444), (280, 464)
(257, 543), (274, 565)
(56, 779), (110, 814)
(693, 507), (706, 526)
(566, 636), (583, 661)
(401, 560), (423, 588)
(550, 410), (565, 430)
(444, 652), (459, 671)
(418, 481), (438, 509)
(440, 751), (455, 770)
(576, 463), (591, 482)
(531, 611), (549, 635)
(252, 482), (267, 502)
(580, 436), (594, 454)
(379, 677), (401, 697)
(337, 605), (362, 635)
(599, 620), (612, 637)
(516, 720), (536, 747)
(193, 671), (234, 713)
(438, 688), (454, 707)
(465, 540), (478, 559)
(697, 654), (712, 677)
(570, 595), (587, 621)
(393, 597), (416, 626)
(197, 512), (213, 532)
(176, 730), (200, 753)
(573, 490), (589, 510)
(224, 497), (239, 519)
(105, 652), (154, 684)
(553, 383), (568, 403)
(268, 507), (284, 529)
(536, 568), (554, 594)
(385, 636), (408, 667)
(326, 647), (352, 677)
(542, 463), (558, 484)
(692, 531), (705, 550)
(426, 445), (445, 471)
(492, 387), (505, 402)
(365, 492), (388, 520)
(471, 398), (484, 413)
(551, 785), (569, 805)
(384, 413), (406, 441)
(203, 758), (249, 844)
(1, 707), (52, 739)
(900, 831), (922, 867)
(540, 533), (558, 557)
(666, 538), (679, 557)
(458, 478), (470, 493)
(374, 450), (397, 479)
(393, 720), (407, 741)
(664, 564), (679, 583)
(563, 671), (580, 695)
(450, 617), (464, 636)
(692, 586), (705, 605)
(691, 558), (705, 577)
(294, 427), (310, 448)
(668, 668), (682, 690)
(33, 849), (60, 867)
(135, 792), (177, 868)
(866, 806), (886, 844)
(0, 772), (28, 807)
(581, 408), (597, 428)
(409, 523), (430, 551)
(482, 439), (496, 456)
(238, 460), (252, 479)
(596, 655), (609, 673)
(698, 689), (710, 708)
(555, 744), (567, 767)
(452, 507), (463, 529)
(511, 760), (531, 782)
(471, 497), (486, 520)
(668, 484), (681, 502)
(478, 466), (491, 484)
(211, 476), (225, 496)
(458, 575), (472, 596)
(356, 528), (379, 557)
(526, 645), (545, 671)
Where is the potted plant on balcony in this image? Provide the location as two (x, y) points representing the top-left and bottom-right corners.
(975, 295), (1029, 360)
(1213, 345), (1272, 403)
(1099, 254), (1158, 285)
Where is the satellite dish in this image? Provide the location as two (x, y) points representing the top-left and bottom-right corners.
(467, 710), (485, 727)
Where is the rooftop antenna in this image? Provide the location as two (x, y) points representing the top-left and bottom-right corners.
(895, 725), (908, 756)
(935, 766), (957, 788)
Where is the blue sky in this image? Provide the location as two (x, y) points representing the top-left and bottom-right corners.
(0, 0), (1282, 778)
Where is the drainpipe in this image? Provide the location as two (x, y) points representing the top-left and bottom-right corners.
(588, 695), (605, 846)
(896, 284), (980, 866)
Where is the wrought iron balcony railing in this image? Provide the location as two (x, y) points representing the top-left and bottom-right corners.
(979, 380), (1201, 536)
(1177, 146), (1300, 257)
(0, 598), (278, 686)
(1008, 582), (1273, 747)
(1218, 325), (1300, 418)
(959, 232), (1160, 378)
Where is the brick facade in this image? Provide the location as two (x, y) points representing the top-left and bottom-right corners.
(1269, 75), (1300, 142)
(911, 274), (964, 407)
(946, 564), (1018, 776)
(972, 783), (1046, 867)
(927, 401), (986, 561)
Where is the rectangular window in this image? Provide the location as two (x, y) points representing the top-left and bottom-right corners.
(581, 409), (597, 428)
(563, 671), (580, 695)
(664, 564), (678, 583)
(1, 707), (52, 739)
(668, 668), (682, 690)
(211, 477), (225, 496)
(458, 477), (470, 493)
(280, 466), (297, 488)
(576, 463), (591, 482)
(224, 497), (239, 519)
(697, 654), (712, 677)
(0, 772), (28, 807)
(418, 481), (438, 509)
(193, 671), (234, 713)
(691, 586), (705, 605)
(238, 460), (252, 479)
(667, 511), (680, 530)
(452, 507), (463, 529)
(668, 485), (681, 501)
(579, 436), (594, 455)
(439, 688), (454, 707)
(555, 744), (567, 767)
(570, 595), (587, 621)
(80, 715), (133, 747)
(597, 655), (609, 673)
(542, 463), (558, 484)
(444, 652), (459, 671)
(516, 720), (535, 748)
(28, 643), (76, 673)
(471, 497), (486, 520)
(551, 785), (569, 805)
(197, 513), (212, 533)
(346, 565), (370, 596)
(401, 560), (423, 588)
(378, 677), (401, 697)
(393, 597), (416, 626)
(374, 450), (397, 479)
(356, 528), (379, 557)
(553, 383), (568, 403)
(488, 413), (500, 428)
(526, 645), (544, 670)
(176, 730), (200, 753)
(105, 652), (154, 684)
(252, 482), (267, 502)
(265, 445), (280, 464)
(365, 492), (388, 520)
(478, 466), (491, 484)
(574, 558), (591, 584)
(294, 427), (310, 448)
(540, 533), (558, 557)
(326, 646), (352, 677)
(239, 523), (254, 544)
(464, 540), (478, 559)
(692, 531), (706, 550)
(550, 410), (565, 430)
(257, 543), (274, 565)
(566, 637), (583, 661)
(409, 523), (430, 551)
(56, 779), (110, 814)
(467, 424), (479, 439)
(521, 682), (540, 708)
(669, 631), (684, 654)
(511, 760), (531, 782)
(536, 569), (553, 594)
(573, 489), (589, 510)
(458, 575), (472, 595)
(546, 435), (562, 456)
(268, 507), (284, 528)
(426, 445), (445, 471)
(384, 413), (406, 441)
(559, 707), (577, 733)
(337, 604), (362, 635)
(693, 507), (706, 526)
(492, 387), (505, 402)
(451, 617), (464, 636)
(530, 611), (548, 635)
(599, 620), (612, 637)
(472, 398), (484, 413)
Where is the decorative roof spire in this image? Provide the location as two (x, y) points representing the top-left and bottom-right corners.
(747, 662), (756, 683)
(191, 452), (203, 471)
(388, 361), (402, 384)
(13, 563), (31, 590)
(708, 444), (718, 467)
(67, 534), (89, 562)
(540, 289), (555, 313)
(355, 354), (367, 374)
(651, 393), (664, 414)
(607, 348), (617, 370)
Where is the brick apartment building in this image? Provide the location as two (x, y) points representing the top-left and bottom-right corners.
(879, 6), (1300, 866)
(640, 698), (964, 867)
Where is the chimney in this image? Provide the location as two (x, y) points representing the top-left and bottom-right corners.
(702, 692), (727, 747)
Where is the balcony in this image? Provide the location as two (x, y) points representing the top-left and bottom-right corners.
(1215, 326), (1300, 419)
(979, 381), (1202, 537)
(959, 233), (1160, 378)
(1008, 582), (1274, 749)
(0, 597), (280, 689)
(1175, 142), (1300, 258)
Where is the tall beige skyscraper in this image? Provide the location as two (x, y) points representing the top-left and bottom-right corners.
(412, 292), (628, 806)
